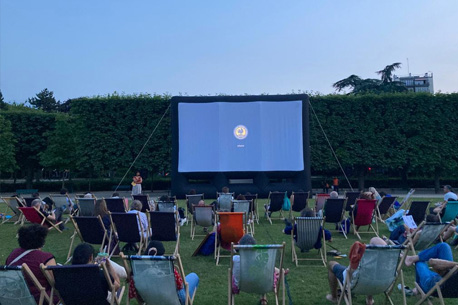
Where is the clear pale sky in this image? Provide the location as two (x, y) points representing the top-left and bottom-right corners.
(1, 1), (457, 103)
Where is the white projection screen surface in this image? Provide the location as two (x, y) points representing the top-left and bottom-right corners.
(178, 101), (304, 172)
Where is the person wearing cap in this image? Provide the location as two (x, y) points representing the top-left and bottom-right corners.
(326, 237), (386, 304)
(432, 185), (458, 215)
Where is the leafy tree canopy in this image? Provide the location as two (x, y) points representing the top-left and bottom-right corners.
(0, 115), (17, 172)
(0, 91), (7, 110)
(27, 88), (60, 112)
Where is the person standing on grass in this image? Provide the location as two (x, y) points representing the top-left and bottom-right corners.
(132, 171), (143, 195)
(332, 177), (339, 193)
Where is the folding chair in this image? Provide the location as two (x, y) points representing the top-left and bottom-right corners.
(157, 201), (176, 212)
(104, 198), (127, 213)
(148, 211), (180, 256)
(215, 212), (245, 265)
(229, 243), (286, 305)
(338, 245), (407, 305)
(132, 194), (153, 212)
(185, 194), (204, 225)
(344, 191), (361, 213)
(375, 196), (397, 223)
(440, 201), (458, 222)
(244, 194), (259, 224)
(1, 197), (24, 225)
(323, 198), (348, 239)
(23, 197), (36, 207)
(315, 193), (330, 214)
(265, 192), (286, 225)
(406, 201), (429, 225)
(76, 198), (95, 216)
(110, 212), (147, 255)
(191, 205), (214, 240)
(217, 193), (234, 212)
(289, 191), (309, 220)
(67, 215), (114, 261)
(351, 199), (378, 240)
(414, 265), (458, 305)
(49, 194), (72, 214)
(41, 263), (125, 305)
(406, 221), (450, 255)
(233, 199), (254, 235)
(18, 207), (63, 232)
(121, 254), (196, 305)
(0, 264), (52, 305)
(398, 189), (415, 210)
(292, 217), (326, 266)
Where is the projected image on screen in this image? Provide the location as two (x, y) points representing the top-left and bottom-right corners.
(178, 101), (303, 172)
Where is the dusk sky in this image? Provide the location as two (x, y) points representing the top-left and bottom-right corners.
(1, 1), (457, 103)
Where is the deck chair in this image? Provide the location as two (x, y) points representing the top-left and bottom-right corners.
(0, 264), (51, 305)
(23, 197), (36, 207)
(215, 212), (245, 265)
(406, 201), (429, 225)
(132, 194), (153, 212)
(440, 201), (458, 222)
(157, 201), (176, 212)
(292, 217), (326, 266)
(110, 212), (147, 255)
(185, 194), (204, 225)
(315, 193), (330, 214)
(18, 207), (63, 232)
(344, 191), (361, 212)
(191, 205), (214, 240)
(351, 199), (378, 240)
(41, 263), (124, 305)
(265, 192), (286, 225)
(406, 221), (450, 255)
(229, 243), (286, 305)
(375, 196), (397, 223)
(323, 198), (348, 239)
(49, 194), (72, 214)
(1, 197), (24, 224)
(148, 211), (180, 255)
(104, 198), (127, 213)
(76, 198), (95, 216)
(217, 193), (233, 212)
(121, 254), (195, 305)
(289, 192), (309, 220)
(338, 245), (407, 305)
(414, 265), (458, 305)
(244, 194), (259, 224)
(67, 215), (114, 261)
(232, 200), (254, 235)
(398, 189), (415, 210)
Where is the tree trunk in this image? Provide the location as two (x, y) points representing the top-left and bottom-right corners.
(26, 168), (33, 189)
(434, 169), (441, 194)
(358, 168), (365, 191)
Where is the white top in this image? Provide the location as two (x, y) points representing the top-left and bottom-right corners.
(127, 210), (149, 238)
(444, 192), (458, 202)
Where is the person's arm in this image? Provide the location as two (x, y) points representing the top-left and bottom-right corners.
(138, 177), (142, 184)
(429, 258), (458, 276)
(105, 260), (121, 291)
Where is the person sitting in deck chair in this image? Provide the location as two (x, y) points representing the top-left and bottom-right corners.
(389, 214), (440, 245)
(32, 199), (65, 230)
(283, 207), (332, 249)
(404, 242), (457, 296)
(127, 200), (149, 239)
(326, 237), (387, 304)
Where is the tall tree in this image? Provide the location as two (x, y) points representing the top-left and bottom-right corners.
(376, 62), (402, 83)
(27, 88), (60, 112)
(0, 91), (7, 110)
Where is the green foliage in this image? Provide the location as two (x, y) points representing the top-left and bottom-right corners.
(0, 91), (7, 110)
(0, 115), (17, 172)
(27, 88), (60, 112)
(70, 93), (171, 177)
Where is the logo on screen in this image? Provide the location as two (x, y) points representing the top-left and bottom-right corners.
(234, 125), (248, 140)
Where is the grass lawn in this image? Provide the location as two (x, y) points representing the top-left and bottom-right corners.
(2, 197), (458, 305)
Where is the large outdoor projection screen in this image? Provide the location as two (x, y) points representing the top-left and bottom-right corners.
(171, 95), (311, 198)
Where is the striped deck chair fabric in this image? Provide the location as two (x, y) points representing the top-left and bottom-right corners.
(408, 222), (449, 255)
(406, 201), (429, 225)
(1, 197), (24, 224)
(441, 201), (458, 222)
(191, 205), (213, 240)
(339, 245), (406, 305)
(104, 198), (127, 213)
(76, 198), (95, 216)
(229, 243), (286, 305)
(292, 217), (326, 266)
(0, 264), (48, 305)
(215, 212), (244, 265)
(148, 211), (180, 255)
(352, 199), (378, 240)
(218, 193), (233, 212)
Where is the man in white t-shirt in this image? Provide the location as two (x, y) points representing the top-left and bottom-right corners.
(433, 185), (458, 215)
